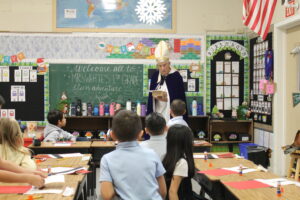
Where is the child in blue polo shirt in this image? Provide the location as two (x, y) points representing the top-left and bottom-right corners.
(167, 99), (189, 128)
(99, 110), (166, 200)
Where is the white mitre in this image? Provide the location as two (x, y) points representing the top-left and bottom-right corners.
(155, 40), (170, 63)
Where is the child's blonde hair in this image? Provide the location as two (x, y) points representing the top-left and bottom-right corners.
(0, 118), (30, 155)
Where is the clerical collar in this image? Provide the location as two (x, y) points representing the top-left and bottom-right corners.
(157, 68), (176, 84)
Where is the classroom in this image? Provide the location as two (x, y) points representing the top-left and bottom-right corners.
(0, 0), (300, 199)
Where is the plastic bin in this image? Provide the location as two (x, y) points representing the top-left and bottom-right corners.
(239, 143), (257, 159)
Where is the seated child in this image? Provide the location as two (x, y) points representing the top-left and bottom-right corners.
(283, 130), (300, 154)
(44, 110), (75, 142)
(140, 112), (167, 160)
(0, 157), (45, 188)
(167, 99), (189, 128)
(99, 110), (166, 200)
(0, 118), (36, 170)
(162, 124), (195, 200)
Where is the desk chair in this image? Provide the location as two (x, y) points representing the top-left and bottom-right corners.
(287, 152), (300, 181)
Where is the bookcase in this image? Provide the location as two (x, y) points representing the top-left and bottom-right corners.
(65, 116), (253, 144)
(209, 119), (254, 151)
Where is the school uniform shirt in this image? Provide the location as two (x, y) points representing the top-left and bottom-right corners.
(0, 145), (36, 170)
(99, 141), (165, 200)
(173, 158), (188, 177)
(167, 116), (189, 128)
(140, 134), (167, 160)
(43, 123), (75, 142)
(165, 158), (193, 200)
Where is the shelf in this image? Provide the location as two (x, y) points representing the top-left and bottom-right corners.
(66, 115), (146, 119)
(187, 115), (209, 118)
(210, 119), (252, 123)
(210, 141), (253, 144)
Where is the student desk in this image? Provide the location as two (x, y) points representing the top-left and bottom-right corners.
(36, 155), (93, 200)
(193, 140), (212, 152)
(194, 153), (300, 200)
(35, 154), (92, 167)
(91, 140), (212, 166)
(91, 141), (116, 166)
(0, 182), (79, 200)
(29, 142), (92, 155)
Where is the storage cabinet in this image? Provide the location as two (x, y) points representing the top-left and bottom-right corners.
(65, 116), (252, 145)
(209, 119), (253, 151)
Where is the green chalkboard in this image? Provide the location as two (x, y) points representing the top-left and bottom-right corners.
(49, 64), (144, 109)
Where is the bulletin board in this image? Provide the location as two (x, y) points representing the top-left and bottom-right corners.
(206, 35), (249, 114)
(0, 64), (49, 122)
(249, 33), (273, 125)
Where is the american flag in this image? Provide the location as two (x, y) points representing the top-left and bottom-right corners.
(243, 0), (277, 40)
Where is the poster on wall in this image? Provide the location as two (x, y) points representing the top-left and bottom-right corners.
(54, 0), (176, 33)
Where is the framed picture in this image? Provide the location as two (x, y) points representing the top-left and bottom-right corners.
(53, 0), (176, 33)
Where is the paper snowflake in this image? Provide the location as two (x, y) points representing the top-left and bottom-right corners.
(135, 0), (167, 25)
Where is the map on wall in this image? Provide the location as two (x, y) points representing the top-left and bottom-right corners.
(55, 0), (174, 32)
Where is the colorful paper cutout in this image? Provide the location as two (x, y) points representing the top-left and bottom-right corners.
(223, 180), (270, 190)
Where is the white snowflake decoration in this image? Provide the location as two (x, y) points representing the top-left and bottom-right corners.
(135, 0), (167, 25)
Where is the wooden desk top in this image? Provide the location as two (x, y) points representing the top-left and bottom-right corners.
(36, 155), (91, 167)
(29, 141), (92, 148)
(0, 182), (79, 200)
(91, 140), (212, 148)
(91, 141), (116, 147)
(222, 179), (300, 200)
(194, 153), (256, 181)
(193, 140), (212, 147)
(194, 153), (300, 200)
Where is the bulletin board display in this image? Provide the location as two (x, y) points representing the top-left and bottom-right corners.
(0, 64), (49, 123)
(0, 33), (205, 63)
(206, 35), (249, 113)
(249, 33), (273, 125)
(210, 51), (245, 118)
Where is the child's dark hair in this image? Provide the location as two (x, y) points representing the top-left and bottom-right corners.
(145, 112), (166, 136)
(163, 124), (195, 178)
(112, 110), (142, 142)
(47, 110), (64, 125)
(0, 95), (5, 106)
(170, 99), (186, 116)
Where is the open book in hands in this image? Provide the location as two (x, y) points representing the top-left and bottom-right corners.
(150, 90), (167, 98)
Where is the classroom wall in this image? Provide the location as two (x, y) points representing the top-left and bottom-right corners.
(0, 0), (245, 34)
(285, 25), (300, 159)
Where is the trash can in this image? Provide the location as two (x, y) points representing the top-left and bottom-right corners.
(239, 143), (270, 168)
(247, 146), (270, 168)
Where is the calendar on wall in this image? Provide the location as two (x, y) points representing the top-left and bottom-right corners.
(249, 33), (273, 125)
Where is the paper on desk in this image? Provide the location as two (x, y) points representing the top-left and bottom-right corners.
(255, 178), (296, 187)
(193, 155), (205, 159)
(59, 153), (83, 157)
(198, 169), (238, 176)
(45, 174), (65, 185)
(223, 180), (270, 190)
(24, 188), (63, 194)
(82, 156), (90, 161)
(223, 166), (257, 174)
(0, 186), (32, 194)
(193, 154), (218, 159)
(54, 143), (72, 147)
(42, 167), (86, 175)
